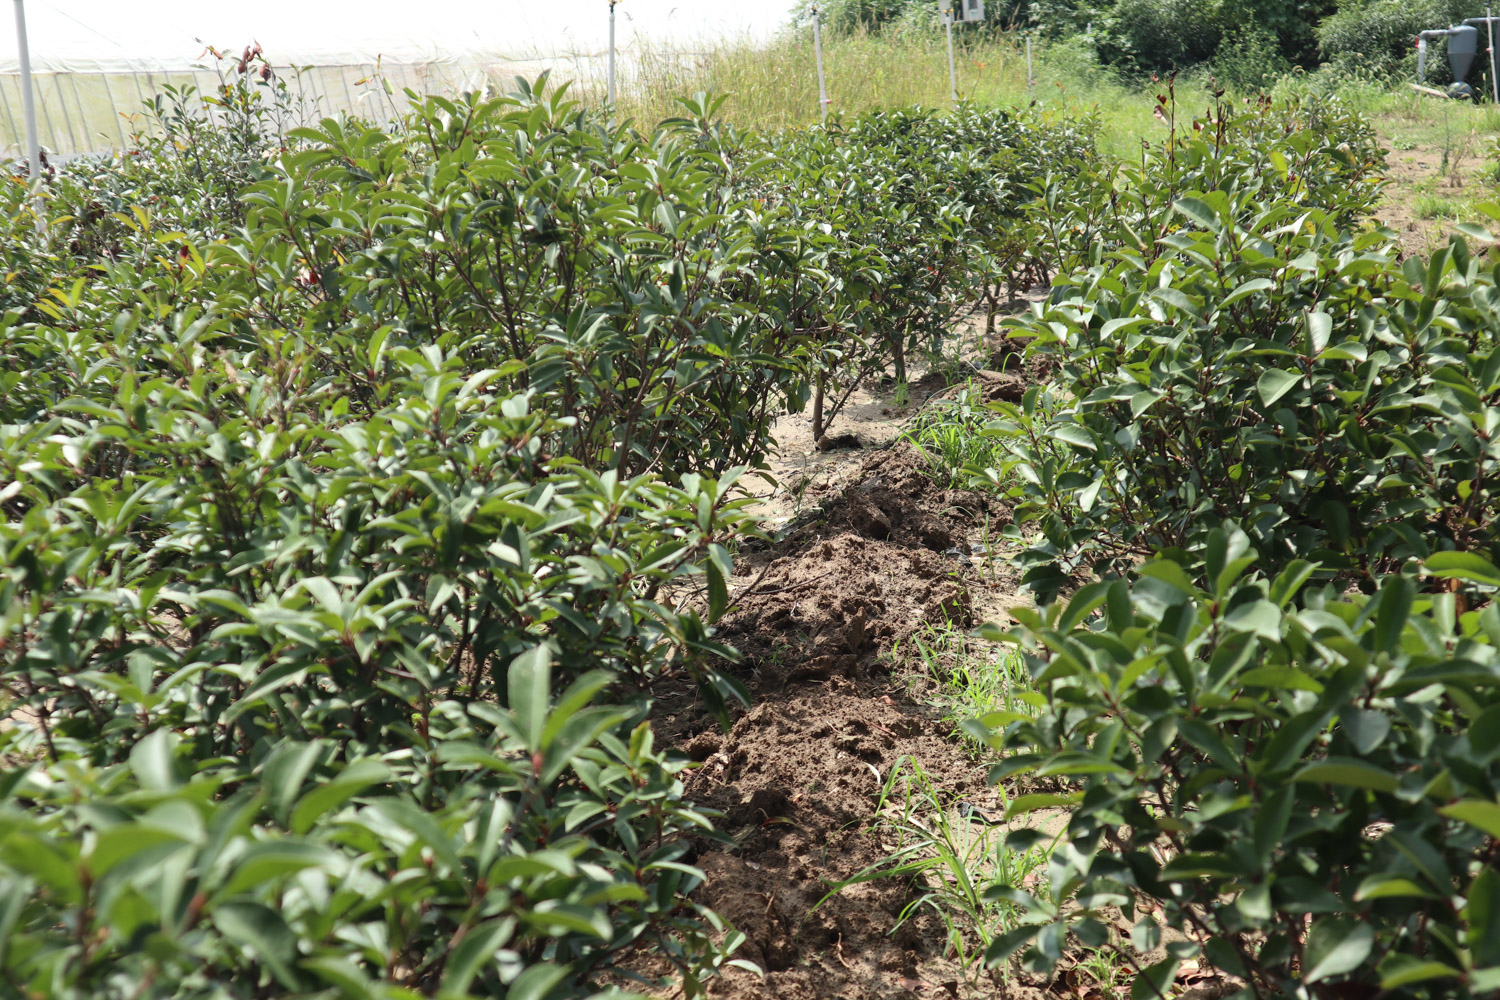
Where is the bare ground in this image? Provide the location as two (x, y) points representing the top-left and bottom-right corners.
(643, 314), (1078, 999)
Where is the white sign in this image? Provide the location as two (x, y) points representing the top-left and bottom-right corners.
(940, 0), (985, 22)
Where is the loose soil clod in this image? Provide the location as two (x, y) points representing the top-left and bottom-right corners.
(652, 431), (1050, 997)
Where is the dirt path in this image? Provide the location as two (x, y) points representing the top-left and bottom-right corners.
(649, 316), (1065, 999)
(1372, 114), (1500, 257)
(1377, 140), (1476, 256)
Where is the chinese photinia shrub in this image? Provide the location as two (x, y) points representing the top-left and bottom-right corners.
(0, 333), (758, 997)
(967, 94), (1500, 601)
(974, 529), (1500, 999)
(752, 102), (1099, 436)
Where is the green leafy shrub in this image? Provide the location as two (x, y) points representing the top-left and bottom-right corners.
(1213, 24), (1294, 91)
(1094, 0), (1235, 72)
(974, 529), (1500, 998)
(47, 47), (298, 259)
(0, 67), (1114, 999)
(1081, 0), (1331, 76)
(223, 85), (807, 479)
(1317, 0), (1472, 80)
(974, 94), (1470, 600)
(756, 102), (1097, 435)
(0, 333), (757, 996)
(0, 76), (836, 998)
(0, 659), (746, 1000)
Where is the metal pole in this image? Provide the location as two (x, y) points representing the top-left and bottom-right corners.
(944, 10), (958, 105)
(1026, 33), (1033, 96)
(66, 72), (90, 154)
(0, 78), (17, 152)
(812, 4), (827, 125)
(608, 0), (617, 111)
(13, 0), (40, 184)
(1489, 9), (1498, 104)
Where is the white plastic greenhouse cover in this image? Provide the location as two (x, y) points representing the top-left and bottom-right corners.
(0, 0), (797, 156)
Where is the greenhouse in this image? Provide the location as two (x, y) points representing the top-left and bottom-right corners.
(0, 0), (791, 158)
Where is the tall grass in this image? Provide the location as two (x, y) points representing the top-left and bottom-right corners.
(564, 27), (1168, 155)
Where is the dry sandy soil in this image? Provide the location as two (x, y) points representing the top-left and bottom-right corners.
(1377, 141), (1475, 256)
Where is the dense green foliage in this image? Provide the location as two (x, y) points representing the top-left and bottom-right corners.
(976, 90), (1418, 600)
(792, 0), (1337, 79)
(754, 102), (1097, 432)
(1090, 0), (1334, 76)
(1317, 0), (1471, 79)
(977, 533), (1500, 997)
(957, 83), (1500, 997)
(14, 36), (1500, 1000)
(0, 64), (1099, 998)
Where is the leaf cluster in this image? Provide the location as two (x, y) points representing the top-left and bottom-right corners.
(976, 529), (1500, 998)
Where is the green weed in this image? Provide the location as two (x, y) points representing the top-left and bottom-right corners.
(813, 757), (1049, 988)
(902, 383), (1007, 489)
(891, 379), (911, 409)
(570, 28), (1171, 158)
(1414, 191), (1466, 220)
(894, 620), (1037, 749)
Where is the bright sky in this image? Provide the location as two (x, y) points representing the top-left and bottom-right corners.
(2, 1), (803, 72)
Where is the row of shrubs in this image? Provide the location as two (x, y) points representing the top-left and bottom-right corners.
(0, 62), (1096, 998)
(969, 79), (1500, 995)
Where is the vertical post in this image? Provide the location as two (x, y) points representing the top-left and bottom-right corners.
(1026, 33), (1033, 96)
(13, 0), (41, 230)
(812, 4), (827, 125)
(608, 0), (617, 113)
(1489, 9), (1498, 104)
(944, 8), (958, 105)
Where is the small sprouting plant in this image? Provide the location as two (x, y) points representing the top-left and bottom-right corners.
(813, 757), (1050, 988)
(892, 379), (911, 409)
(903, 383), (1008, 489)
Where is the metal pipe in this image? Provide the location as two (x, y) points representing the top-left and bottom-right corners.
(65, 72), (90, 152)
(1489, 8), (1498, 102)
(1417, 28), (1462, 82)
(0, 77), (19, 155)
(812, 3), (827, 125)
(53, 74), (78, 156)
(100, 71), (125, 147)
(1026, 33), (1033, 96)
(12, 0), (40, 185)
(608, 0), (617, 112)
(945, 7), (958, 104)
(35, 77), (58, 159)
(336, 67), (357, 115)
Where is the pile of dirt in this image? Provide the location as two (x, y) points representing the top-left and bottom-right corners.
(775, 443), (1011, 562)
(984, 332), (1054, 385)
(649, 442), (1042, 998)
(686, 689), (994, 998)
